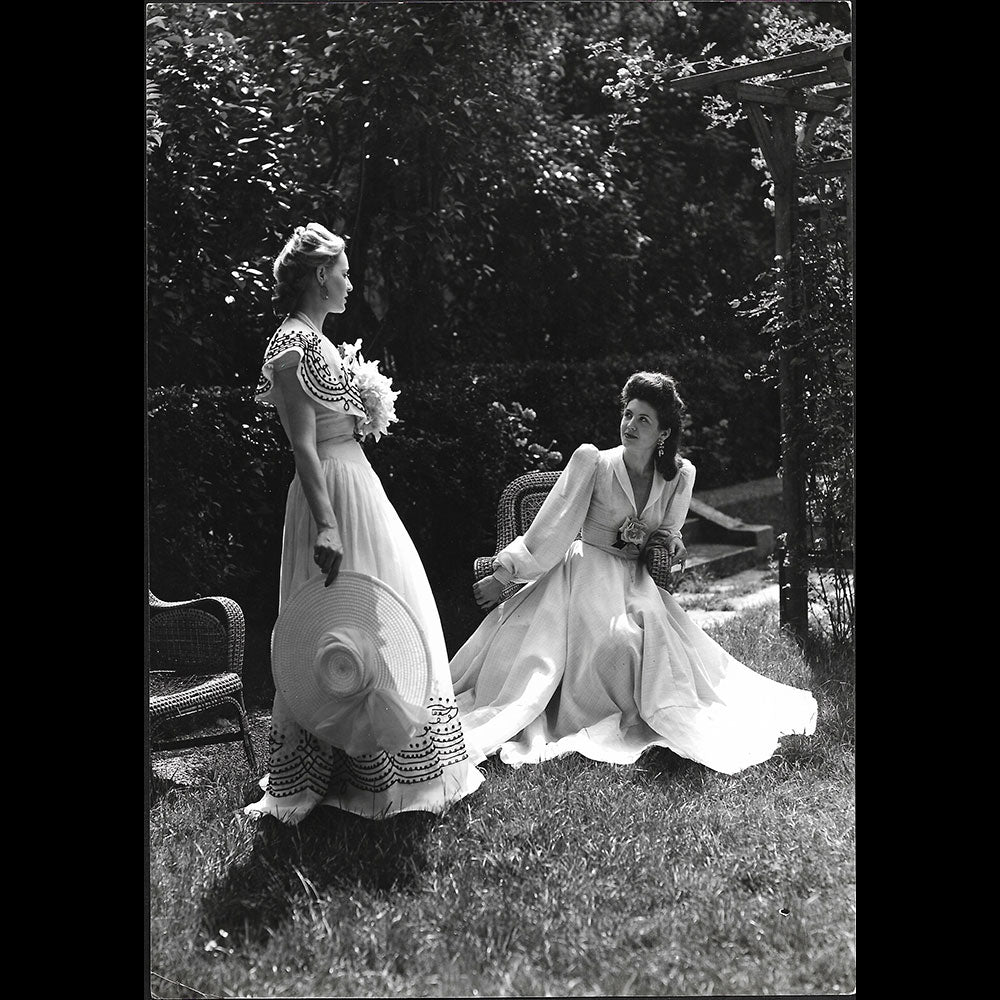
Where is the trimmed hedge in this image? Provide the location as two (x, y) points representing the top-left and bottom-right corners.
(148, 348), (778, 690)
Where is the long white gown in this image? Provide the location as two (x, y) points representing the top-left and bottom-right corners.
(244, 313), (484, 823)
(449, 443), (817, 773)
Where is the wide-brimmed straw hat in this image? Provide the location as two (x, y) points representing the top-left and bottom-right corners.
(272, 572), (433, 757)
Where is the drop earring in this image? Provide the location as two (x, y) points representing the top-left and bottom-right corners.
(319, 283), (329, 300)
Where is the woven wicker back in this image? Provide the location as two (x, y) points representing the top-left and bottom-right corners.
(494, 470), (562, 554)
(150, 608), (228, 675)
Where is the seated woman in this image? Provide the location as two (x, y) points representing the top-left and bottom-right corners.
(449, 371), (817, 774)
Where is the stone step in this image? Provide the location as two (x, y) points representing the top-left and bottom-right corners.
(682, 542), (762, 578)
(686, 498), (773, 559)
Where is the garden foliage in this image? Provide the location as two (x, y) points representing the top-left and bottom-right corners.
(593, 3), (854, 641)
(146, 2), (783, 385)
(146, 2), (852, 657)
(149, 347), (777, 685)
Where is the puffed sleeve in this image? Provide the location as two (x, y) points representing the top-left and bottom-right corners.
(656, 458), (696, 538)
(254, 324), (367, 419)
(492, 444), (600, 585)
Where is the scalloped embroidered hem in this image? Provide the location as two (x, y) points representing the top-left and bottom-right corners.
(244, 758), (484, 824)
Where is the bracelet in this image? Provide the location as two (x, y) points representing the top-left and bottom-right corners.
(316, 521), (338, 531)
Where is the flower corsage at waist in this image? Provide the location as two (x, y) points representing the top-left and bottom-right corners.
(338, 340), (400, 442)
(612, 515), (649, 557)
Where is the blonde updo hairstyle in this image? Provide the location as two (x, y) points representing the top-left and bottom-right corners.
(272, 223), (346, 318)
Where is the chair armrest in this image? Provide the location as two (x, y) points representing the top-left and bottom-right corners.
(473, 557), (496, 584)
(149, 592), (245, 674)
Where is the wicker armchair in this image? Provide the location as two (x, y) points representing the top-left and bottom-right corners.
(148, 591), (257, 773)
(473, 470), (683, 604)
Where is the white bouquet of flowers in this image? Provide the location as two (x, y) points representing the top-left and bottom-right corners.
(338, 340), (400, 442)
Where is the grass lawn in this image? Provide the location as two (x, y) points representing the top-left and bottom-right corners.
(149, 606), (855, 998)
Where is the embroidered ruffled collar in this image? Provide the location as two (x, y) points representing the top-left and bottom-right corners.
(289, 310), (325, 336)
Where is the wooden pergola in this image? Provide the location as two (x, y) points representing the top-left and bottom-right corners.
(662, 43), (853, 644)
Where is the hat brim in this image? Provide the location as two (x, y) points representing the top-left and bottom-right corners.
(272, 572), (432, 749)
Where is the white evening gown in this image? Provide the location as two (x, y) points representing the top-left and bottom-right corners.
(449, 444), (817, 773)
(244, 314), (484, 823)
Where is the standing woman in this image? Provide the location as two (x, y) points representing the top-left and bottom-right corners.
(244, 223), (483, 823)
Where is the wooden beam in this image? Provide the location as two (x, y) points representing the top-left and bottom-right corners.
(825, 48), (853, 84)
(736, 83), (842, 114)
(744, 103), (783, 183)
(770, 68), (836, 89)
(797, 110), (828, 150)
(804, 157), (853, 177)
(663, 43), (850, 94)
(822, 85), (852, 98)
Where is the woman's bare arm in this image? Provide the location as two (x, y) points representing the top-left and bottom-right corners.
(273, 367), (344, 584)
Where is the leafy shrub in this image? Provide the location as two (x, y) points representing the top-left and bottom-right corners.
(733, 201), (854, 645)
(147, 380), (560, 687)
(147, 385), (293, 692)
(148, 347), (777, 686)
(403, 345), (779, 489)
(148, 386), (284, 588)
(594, 3), (854, 647)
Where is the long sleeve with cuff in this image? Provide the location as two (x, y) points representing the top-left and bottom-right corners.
(653, 459), (696, 540)
(491, 444), (600, 586)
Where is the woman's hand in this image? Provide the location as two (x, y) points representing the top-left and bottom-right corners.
(473, 575), (504, 612)
(315, 524), (344, 586)
(646, 530), (687, 562)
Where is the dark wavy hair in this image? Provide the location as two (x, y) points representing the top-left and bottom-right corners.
(271, 223), (346, 318)
(620, 371), (686, 480)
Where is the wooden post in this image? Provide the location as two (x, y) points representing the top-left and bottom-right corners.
(846, 160), (854, 270)
(670, 48), (852, 645)
(772, 105), (809, 644)
(847, 153), (855, 616)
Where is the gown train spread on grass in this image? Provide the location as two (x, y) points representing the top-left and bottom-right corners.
(449, 444), (817, 773)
